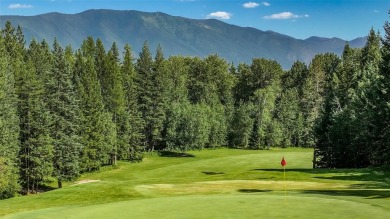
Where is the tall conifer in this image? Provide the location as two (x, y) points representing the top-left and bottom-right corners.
(49, 40), (82, 188)
(0, 35), (20, 199)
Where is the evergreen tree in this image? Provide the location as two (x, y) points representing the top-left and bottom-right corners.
(351, 29), (383, 166)
(120, 44), (144, 161)
(18, 60), (53, 193)
(2, 22), (53, 194)
(49, 40), (82, 188)
(0, 35), (20, 199)
(27, 39), (53, 81)
(311, 53), (341, 167)
(136, 42), (165, 151)
(379, 15), (390, 165)
(336, 43), (361, 107)
(74, 44), (114, 171)
(104, 43), (128, 164)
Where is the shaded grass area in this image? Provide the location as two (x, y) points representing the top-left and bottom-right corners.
(0, 148), (389, 218)
(252, 168), (390, 189)
(302, 189), (390, 199)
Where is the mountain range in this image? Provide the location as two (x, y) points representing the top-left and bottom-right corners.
(0, 9), (367, 69)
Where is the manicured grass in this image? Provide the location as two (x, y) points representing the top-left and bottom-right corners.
(0, 148), (389, 218)
(4, 194), (390, 219)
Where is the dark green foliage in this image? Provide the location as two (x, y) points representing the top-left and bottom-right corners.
(49, 40), (82, 188)
(120, 44), (144, 161)
(136, 42), (166, 151)
(18, 61), (53, 193)
(75, 41), (115, 172)
(313, 29), (388, 168)
(165, 103), (210, 152)
(229, 102), (254, 148)
(0, 34), (20, 199)
(276, 61), (308, 147)
(380, 15), (390, 165)
(162, 56), (189, 103)
(275, 89), (304, 147)
(249, 87), (278, 149)
(186, 55), (234, 148)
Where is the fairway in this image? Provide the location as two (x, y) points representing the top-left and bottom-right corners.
(1, 148), (390, 218)
(4, 194), (390, 219)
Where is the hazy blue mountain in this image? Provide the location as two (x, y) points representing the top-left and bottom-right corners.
(0, 9), (366, 68)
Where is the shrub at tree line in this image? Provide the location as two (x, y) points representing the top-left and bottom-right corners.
(0, 18), (389, 198)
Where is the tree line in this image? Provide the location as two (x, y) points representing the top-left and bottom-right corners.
(1, 18), (389, 199)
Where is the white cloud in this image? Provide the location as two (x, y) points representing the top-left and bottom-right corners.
(263, 12), (308, 20)
(243, 2), (270, 8)
(8, 4), (33, 9)
(243, 2), (259, 8)
(207, 11), (232, 20)
(261, 2), (270, 7)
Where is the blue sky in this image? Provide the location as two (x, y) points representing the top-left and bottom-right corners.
(0, 0), (389, 40)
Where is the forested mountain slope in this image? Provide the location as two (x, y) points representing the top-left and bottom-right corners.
(0, 9), (366, 68)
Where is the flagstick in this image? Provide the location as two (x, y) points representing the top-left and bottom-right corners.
(284, 166), (286, 198)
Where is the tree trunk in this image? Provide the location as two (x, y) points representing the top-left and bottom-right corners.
(111, 154), (117, 165)
(58, 180), (62, 189)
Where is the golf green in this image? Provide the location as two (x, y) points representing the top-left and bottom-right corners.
(3, 193), (390, 219)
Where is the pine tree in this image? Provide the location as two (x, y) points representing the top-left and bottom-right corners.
(311, 53), (341, 167)
(380, 15), (390, 166)
(27, 39), (53, 81)
(351, 29), (383, 166)
(103, 43), (128, 164)
(120, 44), (144, 161)
(0, 35), (20, 199)
(49, 40), (82, 188)
(2, 22), (53, 194)
(18, 60), (53, 193)
(74, 45), (114, 172)
(136, 42), (165, 151)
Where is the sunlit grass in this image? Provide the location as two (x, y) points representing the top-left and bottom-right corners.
(1, 148), (389, 218)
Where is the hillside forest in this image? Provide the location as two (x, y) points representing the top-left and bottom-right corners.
(0, 19), (389, 199)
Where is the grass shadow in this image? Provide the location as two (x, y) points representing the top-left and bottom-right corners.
(202, 171), (225, 175)
(158, 151), (195, 158)
(251, 168), (390, 189)
(251, 168), (315, 173)
(301, 189), (390, 199)
(258, 177), (275, 180)
(238, 189), (272, 193)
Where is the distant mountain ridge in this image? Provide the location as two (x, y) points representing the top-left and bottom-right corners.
(0, 9), (367, 68)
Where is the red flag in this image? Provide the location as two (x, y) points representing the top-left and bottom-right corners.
(281, 157), (286, 167)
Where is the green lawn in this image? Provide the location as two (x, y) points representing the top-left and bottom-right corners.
(1, 148), (390, 218)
